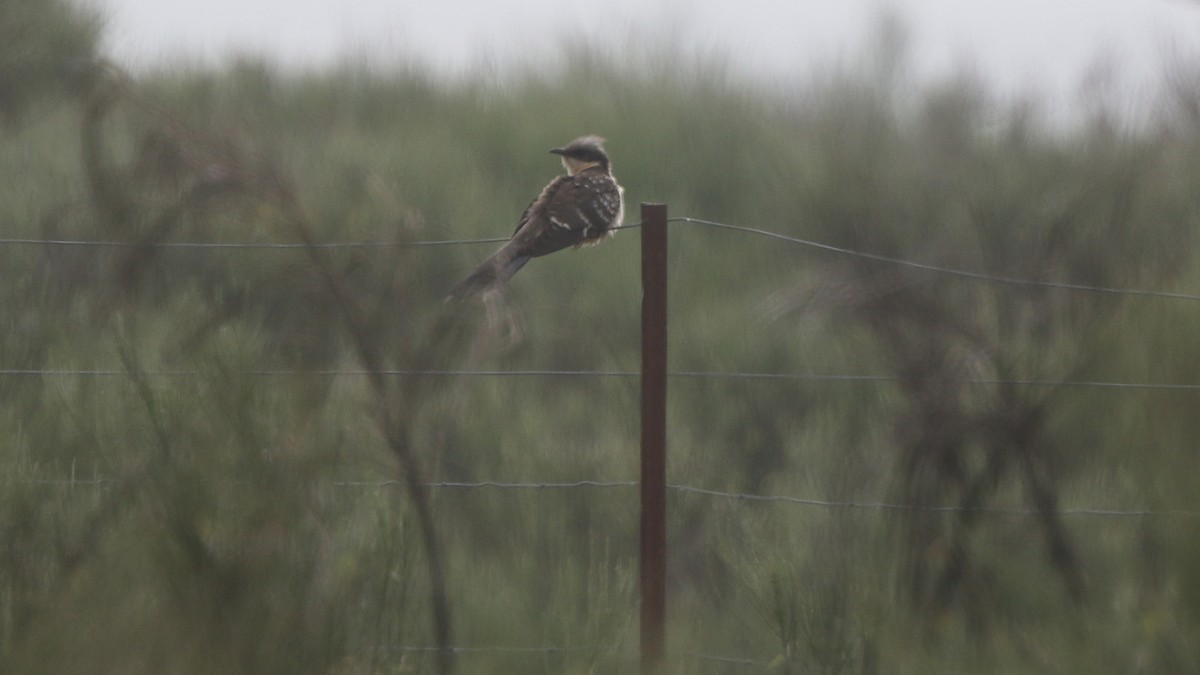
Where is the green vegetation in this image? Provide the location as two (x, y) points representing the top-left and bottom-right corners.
(3, 4), (1200, 673)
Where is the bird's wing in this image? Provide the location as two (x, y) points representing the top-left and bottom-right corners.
(514, 169), (622, 258)
(448, 169), (620, 300)
(513, 175), (571, 237)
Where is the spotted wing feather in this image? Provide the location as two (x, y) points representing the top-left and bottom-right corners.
(446, 167), (621, 301)
(513, 168), (623, 258)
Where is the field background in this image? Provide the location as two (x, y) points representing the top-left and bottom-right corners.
(4, 3), (1200, 673)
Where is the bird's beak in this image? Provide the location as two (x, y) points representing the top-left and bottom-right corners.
(549, 148), (566, 156)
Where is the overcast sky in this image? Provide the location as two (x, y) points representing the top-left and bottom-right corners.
(91, 0), (1200, 105)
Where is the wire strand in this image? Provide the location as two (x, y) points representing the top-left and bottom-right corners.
(31, 477), (1189, 518)
(4, 215), (1194, 299)
(6, 214), (1194, 299)
(673, 217), (1200, 301)
(0, 224), (641, 250)
(337, 480), (639, 489)
(0, 236), (508, 249)
(388, 644), (768, 667)
(3, 368), (1197, 391)
(664, 484), (1200, 518)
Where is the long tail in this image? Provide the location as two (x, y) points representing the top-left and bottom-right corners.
(444, 243), (531, 302)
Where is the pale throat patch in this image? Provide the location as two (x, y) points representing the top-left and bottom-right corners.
(561, 157), (603, 176)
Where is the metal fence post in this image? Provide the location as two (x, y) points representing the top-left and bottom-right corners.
(640, 203), (668, 674)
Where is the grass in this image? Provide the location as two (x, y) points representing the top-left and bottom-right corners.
(4, 5), (1200, 672)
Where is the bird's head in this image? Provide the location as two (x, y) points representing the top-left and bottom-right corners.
(550, 136), (610, 175)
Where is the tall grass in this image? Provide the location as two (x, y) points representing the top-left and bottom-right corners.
(4, 5), (1200, 672)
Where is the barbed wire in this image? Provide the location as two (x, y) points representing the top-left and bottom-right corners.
(17, 477), (1198, 519)
(3, 367), (1197, 391)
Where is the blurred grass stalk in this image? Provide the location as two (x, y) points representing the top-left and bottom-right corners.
(4, 2), (1200, 673)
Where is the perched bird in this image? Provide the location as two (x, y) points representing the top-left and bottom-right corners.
(446, 135), (624, 300)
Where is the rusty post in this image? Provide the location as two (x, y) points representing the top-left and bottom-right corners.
(639, 202), (668, 674)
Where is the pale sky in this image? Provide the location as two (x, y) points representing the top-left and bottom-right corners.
(91, 0), (1200, 105)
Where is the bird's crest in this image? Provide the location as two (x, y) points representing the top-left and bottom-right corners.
(549, 133), (609, 165)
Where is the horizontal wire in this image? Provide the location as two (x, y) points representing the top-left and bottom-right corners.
(5, 478), (112, 485)
(0, 236), (507, 249)
(374, 482), (1200, 519)
(664, 485), (1200, 518)
(393, 638), (768, 662)
(4, 214), (1192, 299)
(3, 217), (1195, 518)
(337, 480), (639, 489)
(0, 224), (641, 250)
(25, 477), (1192, 518)
(686, 652), (773, 668)
(673, 217), (1200, 302)
(3, 368), (1197, 391)
(675, 371), (1200, 390)
(392, 644), (606, 654)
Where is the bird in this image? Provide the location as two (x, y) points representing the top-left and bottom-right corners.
(445, 135), (624, 301)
